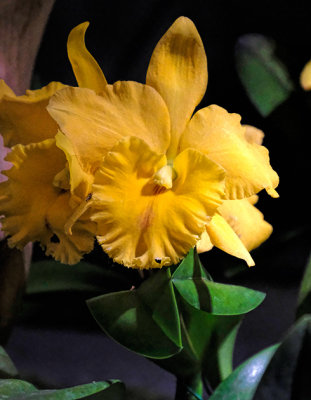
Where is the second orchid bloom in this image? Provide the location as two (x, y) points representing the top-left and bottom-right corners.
(0, 17), (279, 268)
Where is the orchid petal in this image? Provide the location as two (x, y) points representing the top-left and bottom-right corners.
(180, 104), (279, 198)
(55, 130), (94, 197)
(91, 136), (225, 269)
(0, 139), (66, 248)
(0, 81), (65, 147)
(244, 124), (264, 145)
(0, 139), (94, 264)
(217, 198), (273, 252)
(0, 80), (15, 98)
(196, 230), (213, 254)
(48, 82), (171, 177)
(45, 193), (96, 265)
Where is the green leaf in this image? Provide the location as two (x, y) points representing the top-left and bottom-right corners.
(0, 347), (18, 379)
(209, 344), (279, 400)
(235, 34), (294, 116)
(253, 315), (311, 400)
(27, 261), (128, 295)
(87, 268), (182, 359)
(210, 315), (311, 399)
(0, 379), (125, 400)
(0, 380), (36, 398)
(137, 267), (181, 347)
(172, 249), (266, 315)
(155, 298), (241, 387)
(296, 253), (311, 319)
(87, 248), (263, 381)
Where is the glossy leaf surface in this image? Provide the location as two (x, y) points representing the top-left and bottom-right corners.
(172, 249), (265, 315)
(209, 344), (278, 400)
(87, 268), (182, 359)
(0, 380), (36, 398)
(155, 298), (241, 387)
(235, 34), (293, 116)
(210, 315), (311, 399)
(0, 379), (125, 400)
(253, 315), (311, 400)
(296, 253), (311, 319)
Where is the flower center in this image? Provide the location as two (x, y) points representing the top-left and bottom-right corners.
(153, 165), (176, 189)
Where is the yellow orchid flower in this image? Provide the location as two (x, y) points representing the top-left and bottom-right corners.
(47, 17), (279, 269)
(0, 139), (96, 264)
(0, 22), (104, 264)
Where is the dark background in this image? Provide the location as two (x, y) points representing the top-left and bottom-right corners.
(5, 1), (311, 399)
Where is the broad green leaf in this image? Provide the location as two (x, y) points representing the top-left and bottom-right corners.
(155, 298), (241, 387)
(136, 267), (181, 347)
(0, 347), (18, 379)
(0, 379), (124, 400)
(211, 315), (311, 400)
(217, 316), (241, 380)
(87, 268), (182, 359)
(235, 34), (294, 116)
(296, 253), (311, 319)
(87, 248), (262, 380)
(253, 315), (311, 400)
(209, 344), (279, 400)
(172, 249), (266, 315)
(27, 261), (128, 294)
(0, 380), (36, 398)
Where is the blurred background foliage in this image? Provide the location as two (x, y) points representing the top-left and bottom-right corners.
(2, 0), (311, 398)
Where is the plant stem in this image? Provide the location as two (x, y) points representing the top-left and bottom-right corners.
(175, 374), (204, 400)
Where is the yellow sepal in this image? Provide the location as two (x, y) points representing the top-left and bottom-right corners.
(206, 213), (255, 267)
(67, 22), (107, 92)
(146, 17), (207, 159)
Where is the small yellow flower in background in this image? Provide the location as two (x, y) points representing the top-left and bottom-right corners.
(46, 17), (279, 268)
(0, 23), (103, 264)
(300, 59), (311, 90)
